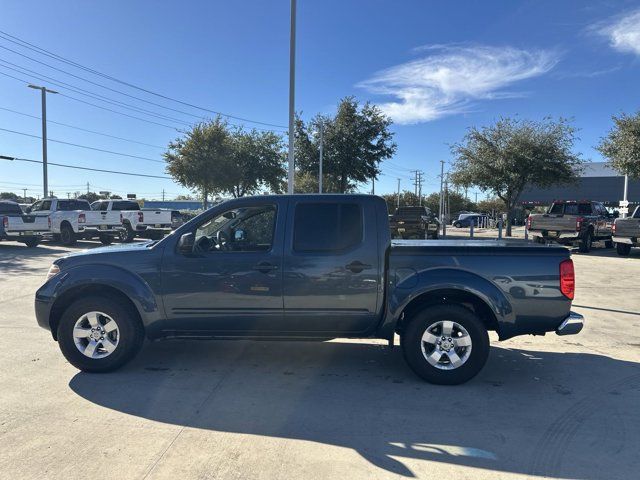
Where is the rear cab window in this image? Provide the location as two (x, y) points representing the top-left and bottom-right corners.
(0, 202), (22, 215)
(58, 200), (90, 211)
(293, 203), (363, 252)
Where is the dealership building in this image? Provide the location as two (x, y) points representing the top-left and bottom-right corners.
(519, 162), (640, 207)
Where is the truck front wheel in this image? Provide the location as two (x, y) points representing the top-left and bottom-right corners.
(57, 295), (144, 373)
(401, 305), (489, 385)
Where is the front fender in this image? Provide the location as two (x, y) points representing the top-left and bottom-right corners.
(36, 263), (162, 334)
(378, 267), (515, 339)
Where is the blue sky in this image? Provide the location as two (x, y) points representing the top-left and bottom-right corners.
(1, 0), (640, 200)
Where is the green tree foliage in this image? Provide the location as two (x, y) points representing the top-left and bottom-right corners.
(597, 111), (640, 178)
(165, 118), (285, 206)
(295, 97), (397, 193)
(476, 197), (506, 214)
(450, 117), (582, 236)
(78, 191), (102, 203)
(0, 192), (19, 201)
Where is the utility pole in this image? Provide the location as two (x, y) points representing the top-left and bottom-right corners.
(86, 182), (90, 195)
(22, 188), (27, 202)
(396, 178), (401, 209)
(28, 84), (58, 199)
(412, 170), (420, 200)
(162, 189), (166, 201)
(371, 177), (375, 195)
(622, 174), (629, 218)
(439, 160), (445, 234)
(318, 121), (323, 194)
(418, 171), (424, 206)
(287, 0), (297, 194)
(475, 191), (478, 203)
(67, 192), (70, 199)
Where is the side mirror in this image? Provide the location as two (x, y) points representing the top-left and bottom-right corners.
(25, 206), (32, 213)
(178, 232), (194, 254)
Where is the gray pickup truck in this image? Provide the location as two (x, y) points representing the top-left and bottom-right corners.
(613, 205), (640, 256)
(35, 195), (583, 385)
(527, 200), (614, 252)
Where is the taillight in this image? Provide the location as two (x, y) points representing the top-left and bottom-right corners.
(78, 213), (86, 224)
(612, 222), (616, 234)
(575, 216), (584, 232)
(138, 211), (144, 222)
(2, 216), (7, 228)
(560, 259), (575, 300)
(526, 216), (531, 230)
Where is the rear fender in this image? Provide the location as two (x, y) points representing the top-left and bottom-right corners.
(378, 267), (515, 339)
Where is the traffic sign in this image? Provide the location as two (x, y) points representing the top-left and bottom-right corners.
(619, 207), (629, 214)
(619, 200), (629, 207)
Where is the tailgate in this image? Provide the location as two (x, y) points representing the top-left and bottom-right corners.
(84, 211), (121, 225)
(529, 214), (576, 232)
(5, 215), (49, 232)
(615, 218), (640, 237)
(142, 210), (172, 225)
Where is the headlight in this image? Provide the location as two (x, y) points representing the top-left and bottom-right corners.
(46, 264), (60, 281)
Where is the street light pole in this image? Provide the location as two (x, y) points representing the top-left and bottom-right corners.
(396, 178), (401, 209)
(287, 0), (296, 194)
(28, 84), (58, 198)
(623, 174), (629, 218)
(318, 121), (323, 194)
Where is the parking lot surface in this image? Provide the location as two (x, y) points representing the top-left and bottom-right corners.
(1, 240), (639, 479)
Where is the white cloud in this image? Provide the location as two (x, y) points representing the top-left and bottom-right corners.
(597, 8), (640, 56)
(358, 45), (558, 124)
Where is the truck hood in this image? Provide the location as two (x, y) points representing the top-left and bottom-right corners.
(56, 241), (155, 263)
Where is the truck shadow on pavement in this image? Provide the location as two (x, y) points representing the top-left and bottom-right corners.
(69, 341), (640, 479)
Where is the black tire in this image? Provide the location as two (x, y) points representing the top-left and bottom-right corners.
(454, 222), (462, 228)
(119, 222), (135, 243)
(147, 231), (164, 241)
(616, 243), (631, 256)
(401, 304), (490, 385)
(99, 234), (113, 245)
(60, 223), (77, 246)
(605, 240), (614, 249)
(23, 237), (41, 248)
(534, 236), (546, 244)
(57, 295), (144, 373)
(578, 230), (592, 253)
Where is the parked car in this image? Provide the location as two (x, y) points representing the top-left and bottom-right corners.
(36, 194), (583, 385)
(452, 214), (488, 228)
(527, 200), (614, 253)
(0, 200), (49, 247)
(389, 206), (439, 239)
(91, 200), (172, 242)
(27, 198), (122, 246)
(612, 205), (640, 256)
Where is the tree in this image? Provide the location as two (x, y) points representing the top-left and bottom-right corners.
(295, 97), (397, 193)
(476, 197), (506, 214)
(0, 192), (19, 201)
(165, 118), (286, 205)
(597, 111), (640, 178)
(78, 191), (102, 203)
(450, 117), (582, 236)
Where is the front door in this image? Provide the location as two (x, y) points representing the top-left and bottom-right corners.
(282, 199), (381, 335)
(161, 200), (285, 334)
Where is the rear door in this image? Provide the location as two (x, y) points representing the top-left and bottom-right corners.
(282, 198), (381, 335)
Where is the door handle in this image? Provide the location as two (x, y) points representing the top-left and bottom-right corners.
(345, 261), (372, 273)
(252, 262), (278, 273)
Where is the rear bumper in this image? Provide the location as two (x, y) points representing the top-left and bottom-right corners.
(136, 225), (172, 233)
(529, 230), (579, 241)
(556, 311), (584, 336)
(79, 226), (124, 235)
(612, 236), (635, 245)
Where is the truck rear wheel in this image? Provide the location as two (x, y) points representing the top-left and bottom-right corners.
(401, 305), (489, 385)
(23, 237), (40, 248)
(119, 222), (135, 243)
(616, 243), (631, 256)
(57, 295), (144, 373)
(99, 234), (113, 245)
(60, 224), (77, 246)
(578, 231), (592, 253)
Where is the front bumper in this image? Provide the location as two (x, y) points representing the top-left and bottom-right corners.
(556, 311), (584, 336)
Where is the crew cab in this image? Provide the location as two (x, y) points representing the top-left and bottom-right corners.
(91, 200), (172, 242)
(613, 205), (640, 256)
(527, 200), (614, 253)
(35, 195), (583, 385)
(389, 206), (439, 239)
(0, 200), (49, 247)
(28, 198), (123, 246)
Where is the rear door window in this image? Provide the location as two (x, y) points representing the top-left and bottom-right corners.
(293, 203), (363, 252)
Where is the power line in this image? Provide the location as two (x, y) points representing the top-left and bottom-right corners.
(0, 106), (165, 149)
(0, 68), (179, 130)
(1, 155), (171, 179)
(0, 126), (164, 163)
(0, 31), (287, 129)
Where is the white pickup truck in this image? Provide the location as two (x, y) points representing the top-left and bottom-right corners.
(0, 200), (49, 247)
(91, 199), (172, 242)
(27, 198), (123, 246)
